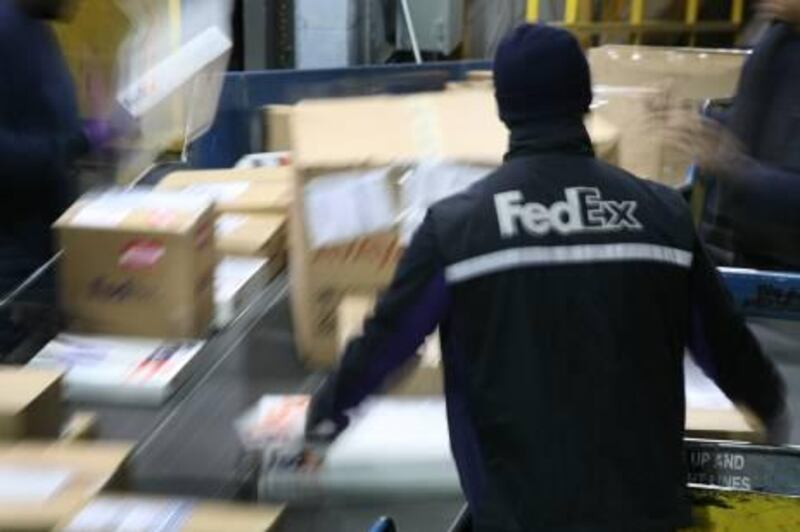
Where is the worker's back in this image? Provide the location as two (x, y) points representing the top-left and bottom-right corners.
(307, 24), (787, 532)
(430, 146), (696, 530)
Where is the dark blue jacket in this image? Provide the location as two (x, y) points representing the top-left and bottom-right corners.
(700, 23), (800, 270)
(0, 2), (83, 295)
(308, 120), (786, 531)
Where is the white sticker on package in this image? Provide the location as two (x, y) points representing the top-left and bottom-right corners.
(215, 214), (248, 236)
(181, 182), (250, 202)
(400, 161), (492, 244)
(304, 168), (397, 249)
(0, 467), (72, 503)
(64, 499), (193, 532)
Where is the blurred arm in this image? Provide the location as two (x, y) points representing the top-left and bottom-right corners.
(306, 214), (450, 438)
(688, 237), (789, 440)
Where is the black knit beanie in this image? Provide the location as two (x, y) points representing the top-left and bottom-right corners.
(494, 24), (592, 126)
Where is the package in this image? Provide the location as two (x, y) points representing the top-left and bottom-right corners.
(214, 257), (271, 328)
(259, 398), (460, 501)
(589, 46), (747, 105)
(593, 85), (670, 182)
(589, 46), (748, 186)
(338, 295), (442, 396)
(215, 214), (287, 262)
(28, 335), (205, 406)
(264, 105), (294, 152)
(0, 368), (63, 440)
(59, 496), (284, 532)
(158, 167), (293, 216)
(54, 190), (215, 339)
(290, 91), (503, 366)
(0, 442), (132, 531)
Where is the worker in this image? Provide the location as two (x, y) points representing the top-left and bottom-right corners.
(0, 0), (113, 356)
(670, 1), (800, 270)
(306, 25), (789, 531)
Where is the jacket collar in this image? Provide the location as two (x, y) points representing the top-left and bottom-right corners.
(504, 117), (595, 162)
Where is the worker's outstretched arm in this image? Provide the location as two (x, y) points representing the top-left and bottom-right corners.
(306, 213), (450, 439)
(688, 237), (790, 442)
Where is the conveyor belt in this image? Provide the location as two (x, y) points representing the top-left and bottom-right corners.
(58, 274), (800, 531)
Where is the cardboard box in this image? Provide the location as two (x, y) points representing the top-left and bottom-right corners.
(214, 257), (271, 328)
(264, 105), (294, 152)
(158, 167), (293, 216)
(28, 335), (206, 407)
(215, 214), (287, 260)
(589, 46), (747, 105)
(60, 496), (284, 531)
(0, 368), (63, 441)
(589, 46), (748, 185)
(289, 91), (503, 366)
(337, 294), (442, 396)
(55, 190), (216, 339)
(0, 441), (132, 531)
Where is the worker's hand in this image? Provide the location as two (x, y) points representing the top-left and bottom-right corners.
(759, 0), (800, 25)
(651, 109), (747, 175)
(82, 105), (138, 152)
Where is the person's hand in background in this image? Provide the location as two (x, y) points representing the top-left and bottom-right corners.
(759, 0), (800, 26)
(651, 108), (749, 175)
(81, 64), (138, 152)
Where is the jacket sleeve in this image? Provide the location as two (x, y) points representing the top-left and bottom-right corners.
(722, 159), (800, 231)
(306, 213), (450, 437)
(0, 21), (87, 193)
(688, 236), (787, 425)
(0, 129), (86, 193)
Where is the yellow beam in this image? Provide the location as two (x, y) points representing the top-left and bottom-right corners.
(565, 0), (579, 25)
(526, 0), (540, 22)
(686, 0), (699, 24)
(630, 0), (645, 24)
(731, 0), (745, 25)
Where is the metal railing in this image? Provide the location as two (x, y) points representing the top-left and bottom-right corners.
(527, 0), (745, 45)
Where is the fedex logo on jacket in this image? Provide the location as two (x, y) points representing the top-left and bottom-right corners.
(495, 187), (642, 237)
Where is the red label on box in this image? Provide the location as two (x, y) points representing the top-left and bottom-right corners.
(119, 240), (165, 270)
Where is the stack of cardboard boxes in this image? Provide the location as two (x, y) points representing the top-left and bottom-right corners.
(287, 90), (506, 374)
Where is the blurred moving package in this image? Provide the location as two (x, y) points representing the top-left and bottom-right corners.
(214, 257), (272, 328)
(59, 496), (284, 532)
(29, 335), (205, 407)
(54, 190), (216, 339)
(157, 167), (293, 216)
(287, 91), (501, 367)
(0, 368), (63, 441)
(589, 46), (748, 186)
(0, 441), (132, 531)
